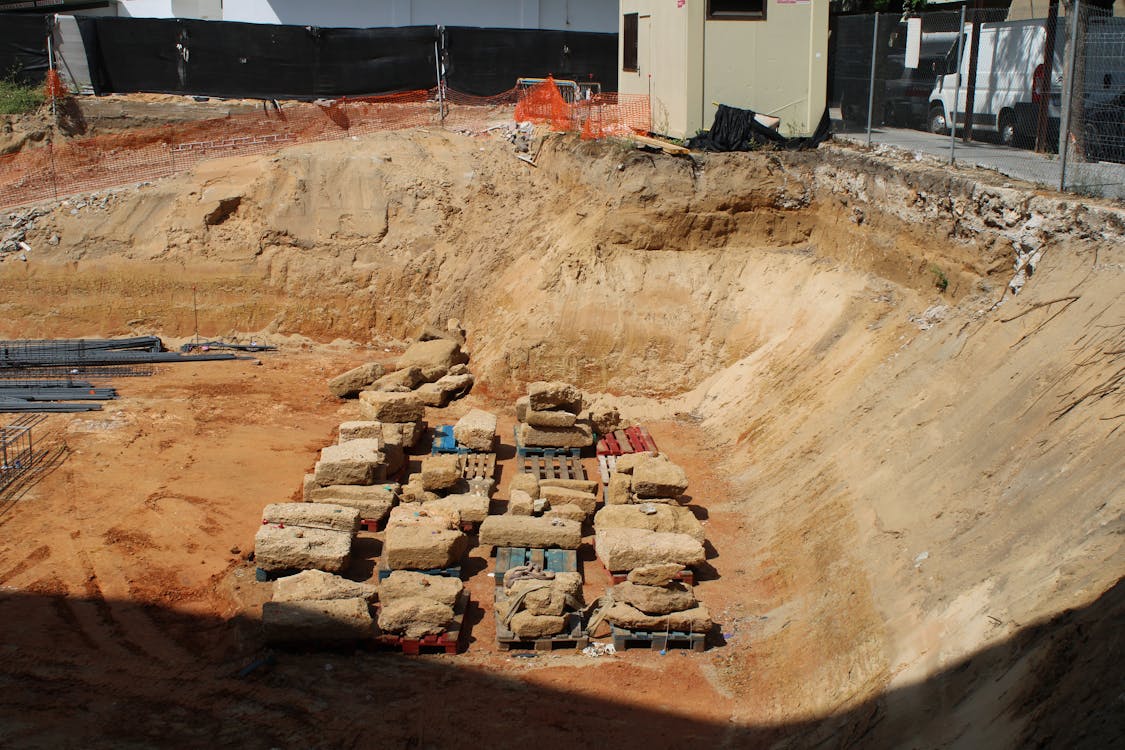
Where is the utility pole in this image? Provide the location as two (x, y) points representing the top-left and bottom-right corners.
(962, 0), (983, 142)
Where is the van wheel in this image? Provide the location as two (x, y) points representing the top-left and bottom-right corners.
(928, 106), (949, 135)
(998, 111), (1017, 146)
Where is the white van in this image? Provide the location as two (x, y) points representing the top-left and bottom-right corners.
(927, 18), (1065, 145)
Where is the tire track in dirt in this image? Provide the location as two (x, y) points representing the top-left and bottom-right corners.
(0, 544), (51, 585)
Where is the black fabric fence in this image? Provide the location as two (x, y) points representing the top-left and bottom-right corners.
(444, 27), (617, 96)
(0, 14), (50, 84)
(75, 18), (439, 99)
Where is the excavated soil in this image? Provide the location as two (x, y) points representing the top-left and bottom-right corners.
(0, 129), (1122, 749)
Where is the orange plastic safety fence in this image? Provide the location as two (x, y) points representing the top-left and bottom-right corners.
(43, 70), (67, 101)
(0, 84), (648, 211)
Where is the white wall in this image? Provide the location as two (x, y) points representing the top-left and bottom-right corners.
(115, 0), (616, 30)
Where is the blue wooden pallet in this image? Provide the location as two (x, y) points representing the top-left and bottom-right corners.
(610, 625), (706, 652)
(378, 564), (462, 582)
(494, 547), (579, 589)
(513, 425), (582, 458)
(431, 425), (471, 455)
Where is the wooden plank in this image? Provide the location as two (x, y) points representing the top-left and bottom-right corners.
(597, 455), (610, 484)
(626, 132), (690, 155)
(612, 429), (631, 454)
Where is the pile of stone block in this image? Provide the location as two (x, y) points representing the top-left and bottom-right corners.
(358, 391), (427, 450)
(504, 472), (599, 522)
(301, 426), (401, 527)
(514, 381), (594, 450)
(254, 502), (361, 575)
(601, 564), (713, 634)
(377, 570), (464, 639)
(327, 326), (474, 409)
(262, 570), (377, 643)
(604, 451), (690, 506)
(496, 569), (584, 640)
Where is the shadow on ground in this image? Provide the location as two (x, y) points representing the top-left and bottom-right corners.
(0, 578), (1120, 749)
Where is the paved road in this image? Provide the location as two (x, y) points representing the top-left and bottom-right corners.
(835, 125), (1125, 200)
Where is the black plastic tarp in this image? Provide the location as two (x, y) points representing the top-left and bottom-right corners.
(76, 17), (438, 99)
(444, 27), (617, 97)
(688, 104), (831, 152)
(0, 14), (49, 84)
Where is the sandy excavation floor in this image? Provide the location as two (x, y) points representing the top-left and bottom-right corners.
(0, 349), (752, 748)
(0, 119), (1122, 749)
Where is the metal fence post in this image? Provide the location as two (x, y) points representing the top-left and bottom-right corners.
(1059, 0), (1081, 191)
(951, 5), (966, 164)
(866, 12), (879, 146)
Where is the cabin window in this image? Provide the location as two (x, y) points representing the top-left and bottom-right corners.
(623, 13), (639, 71)
(708, 0), (767, 20)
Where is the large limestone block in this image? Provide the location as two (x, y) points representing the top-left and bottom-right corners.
(539, 485), (598, 515)
(384, 525), (467, 570)
(508, 611), (567, 639)
(515, 395), (530, 423)
(509, 472), (540, 500)
(507, 572), (583, 602)
(507, 489), (534, 516)
(627, 563), (686, 587)
(528, 381), (583, 413)
(612, 451), (664, 475)
(603, 602), (713, 634)
(425, 494), (490, 525)
(504, 585), (567, 617)
(517, 422), (593, 449)
(368, 366), (426, 392)
(478, 516), (582, 549)
(262, 598), (373, 642)
(466, 477), (495, 498)
(632, 459), (689, 499)
(544, 503), (587, 523)
(421, 454), (462, 492)
(338, 421), (383, 443)
(254, 525), (352, 573)
(612, 581), (697, 615)
(272, 570), (377, 603)
(526, 408), (577, 428)
(378, 596), (454, 638)
(453, 409), (497, 451)
(433, 372), (474, 398)
(584, 396), (622, 434)
(594, 528), (705, 571)
(606, 473), (633, 505)
(400, 479), (441, 506)
(540, 478), (599, 494)
(387, 503), (458, 530)
(378, 570), (463, 607)
(358, 391), (425, 423)
(382, 421), (424, 449)
(303, 483), (397, 523)
(328, 363), (386, 399)
(593, 504), (704, 542)
(261, 502), (360, 533)
(314, 441), (385, 487)
(397, 338), (468, 383)
(415, 383), (450, 408)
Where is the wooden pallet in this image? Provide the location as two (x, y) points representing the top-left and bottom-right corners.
(494, 547), (580, 588)
(610, 624), (705, 652)
(513, 425), (582, 458)
(376, 591), (467, 655)
(431, 425), (471, 455)
(495, 607), (588, 651)
(460, 452), (496, 480)
(378, 562), (463, 582)
(359, 518), (385, 533)
(596, 425), (658, 457)
(596, 454), (617, 486)
(517, 454), (587, 481)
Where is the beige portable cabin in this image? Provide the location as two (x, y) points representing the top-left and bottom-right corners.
(618, 0), (828, 139)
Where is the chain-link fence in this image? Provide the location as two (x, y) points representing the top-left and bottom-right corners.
(829, 1), (1125, 199)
